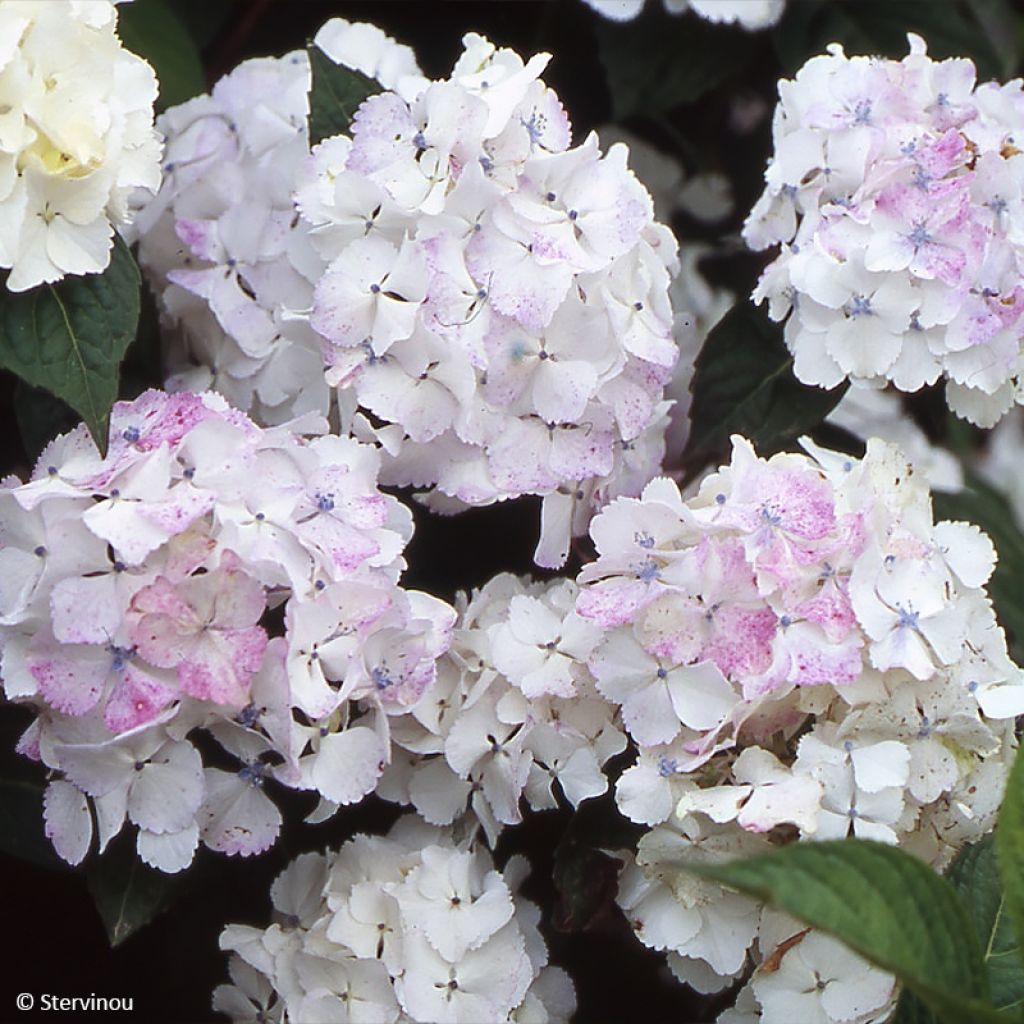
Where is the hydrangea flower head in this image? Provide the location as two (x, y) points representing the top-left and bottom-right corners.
(0, 0), (162, 291)
(215, 817), (576, 1024)
(133, 44), (325, 425)
(384, 574), (625, 846)
(0, 388), (454, 871)
(746, 35), (1024, 426)
(575, 433), (1022, 1020)
(296, 27), (680, 568)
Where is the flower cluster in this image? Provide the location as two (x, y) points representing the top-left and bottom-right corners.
(575, 434), (1022, 1020)
(299, 30), (679, 568)
(0, 389), (454, 871)
(0, 0), (161, 291)
(133, 46), (322, 426)
(215, 817), (576, 1023)
(135, 19), (427, 429)
(580, 0), (785, 30)
(384, 574), (626, 845)
(746, 35), (1024, 426)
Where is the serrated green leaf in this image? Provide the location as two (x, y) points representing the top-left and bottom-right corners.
(689, 840), (999, 1024)
(895, 836), (1024, 1021)
(307, 43), (379, 147)
(87, 833), (182, 947)
(680, 301), (847, 477)
(0, 236), (140, 458)
(118, 0), (205, 110)
(997, 744), (1024, 985)
(932, 476), (1024, 659)
(594, 6), (754, 120)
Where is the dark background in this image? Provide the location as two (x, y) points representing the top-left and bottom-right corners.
(1, 1), (1018, 1021)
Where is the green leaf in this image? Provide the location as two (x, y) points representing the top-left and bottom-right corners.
(0, 236), (141, 457)
(87, 833), (183, 947)
(952, 837), (1024, 1012)
(594, 7), (755, 120)
(689, 839), (1000, 1024)
(680, 302), (847, 477)
(0, 777), (69, 871)
(118, 0), (206, 110)
(894, 836), (1024, 1021)
(932, 475), (1024, 658)
(998, 743), (1024, 983)
(307, 43), (379, 147)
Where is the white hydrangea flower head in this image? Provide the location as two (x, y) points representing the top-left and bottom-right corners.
(0, 388), (455, 871)
(0, 0), (162, 291)
(216, 817), (576, 1024)
(133, 46), (325, 426)
(383, 573), (626, 846)
(576, 433), (1021, 1016)
(134, 18), (425, 428)
(300, 29), (681, 568)
(746, 34), (1024, 426)
(581, 0), (785, 30)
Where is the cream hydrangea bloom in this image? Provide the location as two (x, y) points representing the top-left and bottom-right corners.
(0, 0), (161, 291)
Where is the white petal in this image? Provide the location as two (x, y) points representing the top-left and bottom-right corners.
(43, 779), (92, 865)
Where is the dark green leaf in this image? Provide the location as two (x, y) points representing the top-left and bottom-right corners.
(690, 840), (999, 1024)
(307, 43), (379, 147)
(888, 835), (1024, 1019)
(594, 6), (755, 120)
(681, 301), (847, 477)
(0, 236), (141, 457)
(951, 837), (1024, 1012)
(87, 832), (183, 947)
(0, 777), (70, 871)
(118, 0), (206, 110)
(997, 744), (1024, 983)
(932, 475), (1024, 659)
(895, 836), (1024, 1021)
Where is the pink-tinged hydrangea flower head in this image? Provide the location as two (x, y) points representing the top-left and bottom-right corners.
(296, 27), (679, 568)
(746, 35), (1024, 426)
(0, 389), (453, 871)
(581, 433), (1021, 1022)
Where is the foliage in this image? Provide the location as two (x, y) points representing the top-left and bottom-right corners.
(0, 238), (140, 456)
